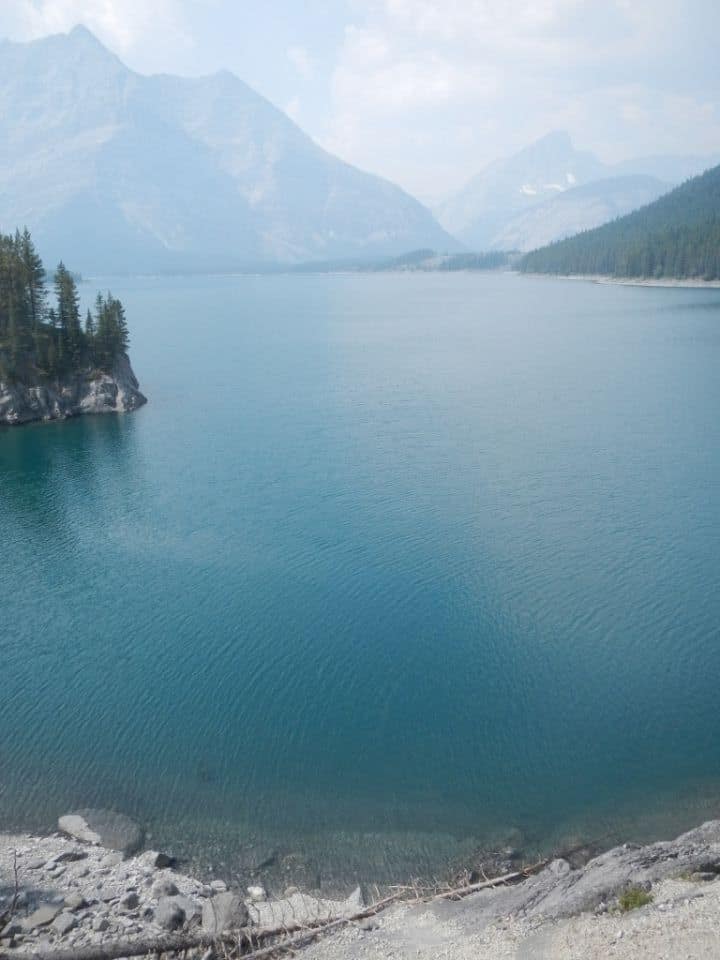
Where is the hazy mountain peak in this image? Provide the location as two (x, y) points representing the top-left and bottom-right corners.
(436, 131), (606, 244)
(0, 30), (457, 272)
(68, 24), (103, 44)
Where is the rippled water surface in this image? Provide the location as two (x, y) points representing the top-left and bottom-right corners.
(2, 273), (720, 886)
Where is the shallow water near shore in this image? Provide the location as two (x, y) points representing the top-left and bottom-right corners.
(2, 272), (720, 889)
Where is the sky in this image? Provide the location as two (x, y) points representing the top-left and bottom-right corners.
(1, 0), (720, 201)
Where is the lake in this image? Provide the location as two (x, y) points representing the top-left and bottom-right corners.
(2, 272), (720, 889)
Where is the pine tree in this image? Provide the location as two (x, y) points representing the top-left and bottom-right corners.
(19, 228), (46, 335)
(54, 262), (83, 370)
(0, 229), (135, 383)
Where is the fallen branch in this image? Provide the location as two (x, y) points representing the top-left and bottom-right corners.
(22, 861), (548, 960)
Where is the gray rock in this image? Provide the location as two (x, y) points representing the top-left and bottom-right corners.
(22, 905), (61, 931)
(26, 858), (46, 870)
(210, 879), (227, 893)
(53, 849), (88, 863)
(1, 920), (22, 938)
(155, 897), (186, 931)
(63, 893), (87, 912)
(92, 917), (110, 932)
(202, 893), (249, 934)
(173, 895), (201, 922)
(417, 819), (720, 937)
(120, 892), (140, 910)
(152, 852), (176, 869)
(51, 912), (77, 936)
(152, 878), (179, 898)
(58, 809), (143, 856)
(690, 871), (717, 882)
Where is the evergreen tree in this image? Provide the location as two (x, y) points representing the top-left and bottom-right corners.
(0, 229), (134, 383)
(54, 262), (83, 369)
(19, 228), (46, 335)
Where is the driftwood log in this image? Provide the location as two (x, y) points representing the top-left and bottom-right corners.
(21, 863), (546, 960)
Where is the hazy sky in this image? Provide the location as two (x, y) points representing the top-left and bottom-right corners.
(2, 0), (720, 200)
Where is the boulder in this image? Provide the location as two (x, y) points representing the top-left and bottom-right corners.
(152, 878), (179, 898)
(155, 897), (186, 931)
(53, 849), (87, 863)
(22, 904), (61, 931)
(120, 892), (140, 911)
(51, 912), (77, 936)
(202, 892), (249, 934)
(58, 809), (143, 856)
(152, 852), (176, 869)
(63, 893), (87, 911)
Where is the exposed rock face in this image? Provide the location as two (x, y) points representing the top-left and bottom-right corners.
(0, 354), (146, 426)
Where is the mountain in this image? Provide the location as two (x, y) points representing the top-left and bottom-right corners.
(521, 164), (720, 280)
(0, 27), (457, 273)
(489, 175), (670, 252)
(436, 131), (607, 248)
(437, 132), (718, 252)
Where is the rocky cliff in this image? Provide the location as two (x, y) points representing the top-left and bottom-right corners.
(0, 354), (146, 426)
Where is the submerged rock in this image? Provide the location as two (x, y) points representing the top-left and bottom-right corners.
(58, 809), (143, 857)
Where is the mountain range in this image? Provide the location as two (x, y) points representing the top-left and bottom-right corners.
(1, 27), (718, 273)
(0, 26), (456, 273)
(436, 131), (719, 252)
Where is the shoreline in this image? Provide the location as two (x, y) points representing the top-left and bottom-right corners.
(3, 813), (720, 958)
(522, 272), (720, 288)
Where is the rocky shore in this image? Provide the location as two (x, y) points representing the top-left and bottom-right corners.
(2, 813), (720, 959)
(0, 809), (364, 957)
(0, 355), (146, 426)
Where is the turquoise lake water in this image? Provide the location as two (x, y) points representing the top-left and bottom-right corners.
(2, 272), (720, 888)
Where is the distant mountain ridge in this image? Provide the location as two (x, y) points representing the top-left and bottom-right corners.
(437, 132), (719, 252)
(0, 26), (457, 273)
(521, 163), (720, 280)
(490, 175), (670, 252)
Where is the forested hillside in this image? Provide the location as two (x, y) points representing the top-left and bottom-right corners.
(521, 164), (720, 279)
(0, 229), (130, 383)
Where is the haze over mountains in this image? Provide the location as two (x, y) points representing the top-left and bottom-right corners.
(0, 26), (456, 273)
(436, 131), (719, 252)
(1, 26), (718, 273)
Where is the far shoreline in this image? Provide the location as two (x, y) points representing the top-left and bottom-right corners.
(522, 272), (720, 289)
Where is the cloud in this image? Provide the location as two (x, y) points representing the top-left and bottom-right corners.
(321, 0), (720, 198)
(287, 44), (313, 78)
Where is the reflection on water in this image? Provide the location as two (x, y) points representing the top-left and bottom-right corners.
(0, 414), (139, 536)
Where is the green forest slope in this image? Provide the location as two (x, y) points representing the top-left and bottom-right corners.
(521, 164), (720, 279)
